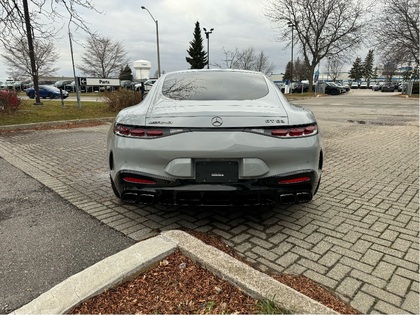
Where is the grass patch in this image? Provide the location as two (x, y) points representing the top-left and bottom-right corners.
(258, 297), (293, 314)
(0, 99), (115, 126)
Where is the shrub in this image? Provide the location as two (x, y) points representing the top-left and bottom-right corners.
(103, 89), (143, 112)
(0, 90), (21, 113)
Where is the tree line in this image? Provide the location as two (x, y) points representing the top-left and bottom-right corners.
(1, 0), (418, 101)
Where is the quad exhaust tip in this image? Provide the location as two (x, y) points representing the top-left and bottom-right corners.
(121, 192), (156, 205)
(278, 192), (312, 205)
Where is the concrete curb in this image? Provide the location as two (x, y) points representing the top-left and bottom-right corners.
(0, 118), (114, 132)
(12, 230), (338, 314)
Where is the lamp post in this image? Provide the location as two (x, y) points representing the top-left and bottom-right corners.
(141, 6), (161, 77)
(287, 21), (296, 93)
(203, 27), (214, 69)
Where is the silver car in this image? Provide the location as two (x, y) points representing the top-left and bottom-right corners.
(107, 69), (324, 206)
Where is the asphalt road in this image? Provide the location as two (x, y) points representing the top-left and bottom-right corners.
(0, 158), (135, 313)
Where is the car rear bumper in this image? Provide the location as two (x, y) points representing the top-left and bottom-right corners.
(112, 169), (320, 206)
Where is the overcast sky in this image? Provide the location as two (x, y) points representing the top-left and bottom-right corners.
(0, 0), (360, 81)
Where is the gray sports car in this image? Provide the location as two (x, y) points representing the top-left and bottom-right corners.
(107, 69), (324, 206)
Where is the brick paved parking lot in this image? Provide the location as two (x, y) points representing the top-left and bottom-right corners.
(0, 89), (418, 313)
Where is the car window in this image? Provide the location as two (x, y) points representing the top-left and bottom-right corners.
(162, 71), (269, 100)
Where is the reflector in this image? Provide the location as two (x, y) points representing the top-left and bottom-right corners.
(278, 177), (310, 184)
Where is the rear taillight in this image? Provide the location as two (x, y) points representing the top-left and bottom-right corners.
(248, 124), (318, 138)
(114, 124), (188, 138)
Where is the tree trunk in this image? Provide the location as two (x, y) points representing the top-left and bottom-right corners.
(23, 0), (42, 105)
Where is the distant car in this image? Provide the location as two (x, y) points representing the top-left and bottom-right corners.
(381, 82), (396, 92)
(341, 83), (350, 92)
(370, 82), (379, 90)
(135, 78), (157, 92)
(292, 82), (309, 93)
(26, 85), (69, 99)
(107, 69), (324, 206)
(359, 81), (368, 89)
(351, 82), (359, 89)
(324, 82), (342, 95)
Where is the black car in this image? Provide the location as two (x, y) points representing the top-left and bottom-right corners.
(324, 82), (342, 95)
(291, 82), (309, 93)
(381, 82), (396, 92)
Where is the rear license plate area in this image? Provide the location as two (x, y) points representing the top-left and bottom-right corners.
(195, 161), (239, 183)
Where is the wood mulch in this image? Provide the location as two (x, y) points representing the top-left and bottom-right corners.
(70, 230), (360, 314)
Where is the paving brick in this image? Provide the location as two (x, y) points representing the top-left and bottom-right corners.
(318, 251), (341, 267)
(326, 263), (351, 281)
(336, 277), (362, 298)
(352, 290), (376, 313)
(251, 246), (278, 261)
(401, 291), (420, 314)
(275, 252), (299, 268)
(386, 274), (412, 297)
(311, 240), (333, 255)
(1, 99), (418, 314)
(361, 284), (402, 306)
(303, 269), (337, 290)
(373, 301), (407, 314)
(372, 261), (397, 281)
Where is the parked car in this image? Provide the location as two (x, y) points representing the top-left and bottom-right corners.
(324, 82), (343, 95)
(351, 82), (359, 89)
(26, 85), (69, 99)
(359, 81), (368, 89)
(54, 80), (73, 91)
(371, 82), (379, 90)
(134, 78), (157, 92)
(107, 69), (324, 206)
(291, 82), (308, 93)
(381, 82), (396, 92)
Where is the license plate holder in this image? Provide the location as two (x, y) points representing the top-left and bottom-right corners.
(195, 161), (239, 183)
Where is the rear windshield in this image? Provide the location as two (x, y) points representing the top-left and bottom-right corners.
(162, 71), (269, 100)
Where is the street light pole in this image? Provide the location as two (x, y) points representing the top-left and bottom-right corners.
(203, 27), (214, 69)
(287, 21), (295, 93)
(141, 6), (161, 77)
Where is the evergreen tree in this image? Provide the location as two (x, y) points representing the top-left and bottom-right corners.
(349, 57), (364, 81)
(283, 61), (292, 81)
(119, 64), (133, 81)
(186, 21), (207, 69)
(363, 50), (374, 83)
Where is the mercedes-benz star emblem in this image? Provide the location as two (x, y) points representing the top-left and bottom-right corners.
(211, 116), (223, 127)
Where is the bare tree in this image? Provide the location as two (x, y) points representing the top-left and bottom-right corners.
(265, 0), (368, 91)
(78, 35), (128, 78)
(0, 0), (98, 104)
(218, 47), (239, 69)
(253, 51), (276, 75)
(2, 37), (59, 78)
(374, 0), (419, 69)
(234, 47), (257, 70)
(218, 47), (275, 75)
(327, 56), (344, 81)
